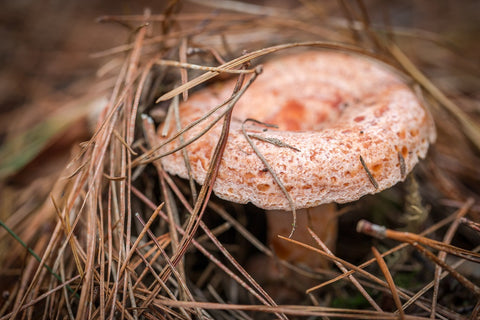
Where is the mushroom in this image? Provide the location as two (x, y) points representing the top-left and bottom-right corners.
(156, 51), (436, 269)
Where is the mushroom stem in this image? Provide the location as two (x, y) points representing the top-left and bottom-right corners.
(267, 203), (338, 269)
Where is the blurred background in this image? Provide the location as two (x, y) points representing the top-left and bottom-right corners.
(0, 0), (478, 114)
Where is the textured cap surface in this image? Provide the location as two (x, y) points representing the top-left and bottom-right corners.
(157, 51), (436, 210)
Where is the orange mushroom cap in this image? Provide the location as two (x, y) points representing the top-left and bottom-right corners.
(157, 51), (436, 210)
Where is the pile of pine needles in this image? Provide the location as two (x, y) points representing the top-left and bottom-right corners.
(1, 1), (479, 319)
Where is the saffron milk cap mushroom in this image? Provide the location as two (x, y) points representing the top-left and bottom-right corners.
(156, 51), (436, 268)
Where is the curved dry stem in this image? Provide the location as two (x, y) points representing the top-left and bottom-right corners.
(158, 40), (398, 102)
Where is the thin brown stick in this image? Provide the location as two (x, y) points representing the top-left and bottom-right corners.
(471, 299), (480, 320)
(431, 201), (470, 318)
(460, 217), (480, 234)
(242, 118), (297, 238)
(155, 59), (257, 74)
(372, 247), (405, 319)
(358, 219), (480, 263)
(398, 152), (406, 178)
(359, 155), (379, 189)
(308, 228), (383, 312)
(118, 204), (163, 278)
(179, 37), (189, 102)
(152, 299), (431, 319)
(172, 95), (198, 203)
